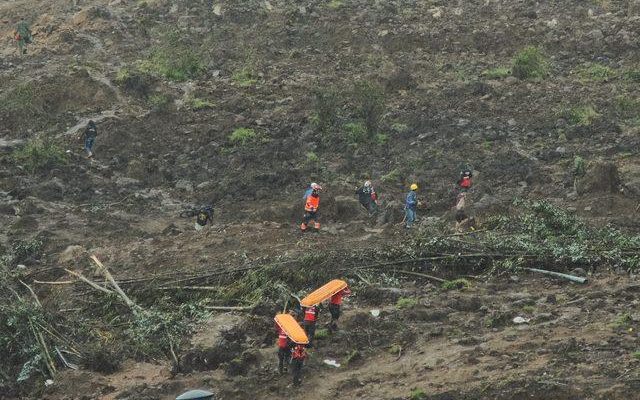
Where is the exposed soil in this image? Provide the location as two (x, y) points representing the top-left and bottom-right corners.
(2, 0), (640, 399)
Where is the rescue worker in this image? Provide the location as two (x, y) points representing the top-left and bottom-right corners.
(276, 324), (291, 374)
(458, 167), (473, 192)
(194, 205), (214, 231)
(14, 17), (32, 55)
(355, 180), (379, 216)
(300, 183), (322, 232)
(404, 183), (419, 229)
(79, 120), (97, 158)
(302, 304), (320, 347)
(328, 286), (351, 332)
(290, 343), (307, 386)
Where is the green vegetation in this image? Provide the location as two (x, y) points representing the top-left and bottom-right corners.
(344, 122), (367, 144)
(305, 151), (319, 164)
(188, 97), (214, 110)
(12, 139), (67, 174)
(576, 63), (616, 82)
(381, 168), (401, 183)
(232, 67), (258, 87)
(312, 86), (340, 133)
(614, 95), (640, 121)
(511, 46), (549, 80)
(148, 93), (171, 110)
(410, 388), (428, 400)
(442, 279), (471, 290)
(375, 132), (389, 145)
(522, 305), (536, 313)
(353, 80), (385, 138)
(229, 128), (258, 146)
(623, 69), (640, 83)
(390, 122), (409, 134)
(327, 0), (343, 9)
(396, 297), (418, 309)
(565, 105), (599, 126)
(314, 328), (330, 340)
(632, 351), (640, 360)
(483, 67), (511, 79)
(139, 31), (204, 81)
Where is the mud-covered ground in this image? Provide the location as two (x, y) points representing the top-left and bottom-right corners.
(2, 0), (640, 399)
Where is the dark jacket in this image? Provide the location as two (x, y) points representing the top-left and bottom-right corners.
(83, 121), (97, 139)
(355, 186), (376, 205)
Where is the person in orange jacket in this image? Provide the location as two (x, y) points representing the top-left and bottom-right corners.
(328, 286), (351, 331)
(302, 304), (320, 347)
(276, 324), (291, 374)
(301, 183), (322, 232)
(291, 343), (307, 386)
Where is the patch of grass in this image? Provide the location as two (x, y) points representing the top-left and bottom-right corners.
(442, 279), (471, 290)
(0, 82), (39, 115)
(390, 122), (409, 133)
(576, 63), (616, 82)
(188, 97), (214, 110)
(344, 122), (367, 144)
(314, 328), (330, 340)
(565, 105), (599, 126)
(305, 151), (319, 164)
(623, 69), (640, 83)
(327, 0), (343, 9)
(615, 95), (640, 119)
(410, 388), (427, 400)
(12, 139), (68, 174)
(232, 67), (258, 87)
(522, 305), (535, 313)
(344, 349), (360, 364)
(511, 46), (550, 80)
(396, 297), (418, 309)
(483, 67), (511, 79)
(148, 93), (171, 111)
(632, 351), (640, 360)
(613, 313), (632, 328)
(140, 44), (204, 82)
(375, 132), (389, 145)
(229, 128), (257, 146)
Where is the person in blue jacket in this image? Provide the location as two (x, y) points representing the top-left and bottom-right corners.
(405, 183), (419, 229)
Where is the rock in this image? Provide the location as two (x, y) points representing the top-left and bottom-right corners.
(575, 161), (620, 196)
(555, 146), (567, 155)
(333, 195), (361, 221)
(113, 176), (141, 188)
(474, 194), (502, 212)
(175, 179), (194, 192)
(196, 181), (214, 190)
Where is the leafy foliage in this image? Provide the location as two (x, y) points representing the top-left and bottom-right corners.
(511, 46), (549, 80)
(396, 297), (418, 309)
(139, 30), (204, 82)
(352, 80), (385, 137)
(575, 63), (615, 82)
(229, 128), (257, 146)
(312, 86), (340, 133)
(442, 279), (470, 290)
(12, 139), (67, 174)
(483, 67), (511, 79)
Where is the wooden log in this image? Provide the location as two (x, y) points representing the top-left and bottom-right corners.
(90, 255), (138, 310)
(64, 268), (113, 294)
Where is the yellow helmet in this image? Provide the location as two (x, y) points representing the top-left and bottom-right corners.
(410, 183), (418, 190)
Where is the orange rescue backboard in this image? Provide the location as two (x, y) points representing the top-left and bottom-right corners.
(300, 279), (348, 307)
(274, 313), (309, 344)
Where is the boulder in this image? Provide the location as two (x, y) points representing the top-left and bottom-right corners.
(575, 161), (620, 196)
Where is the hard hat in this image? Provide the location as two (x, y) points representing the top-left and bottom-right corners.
(364, 180), (371, 187)
(311, 182), (322, 190)
(410, 183), (418, 190)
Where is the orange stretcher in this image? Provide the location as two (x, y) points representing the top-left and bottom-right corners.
(274, 313), (309, 344)
(300, 279), (348, 307)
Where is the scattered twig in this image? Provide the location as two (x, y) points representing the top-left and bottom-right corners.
(157, 285), (220, 291)
(391, 269), (446, 283)
(55, 347), (78, 370)
(204, 304), (257, 311)
(64, 268), (113, 294)
(19, 280), (42, 308)
(524, 267), (588, 284)
(33, 279), (75, 285)
(395, 345), (403, 361)
(90, 255), (139, 310)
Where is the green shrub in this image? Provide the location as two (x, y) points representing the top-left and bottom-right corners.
(327, 0), (343, 9)
(442, 278), (471, 290)
(381, 168), (401, 183)
(314, 328), (330, 339)
(576, 63), (616, 82)
(633, 351), (640, 360)
(390, 122), (409, 133)
(410, 388), (427, 400)
(312, 86), (340, 132)
(511, 46), (549, 80)
(615, 95), (640, 119)
(232, 68), (258, 87)
(396, 297), (418, 309)
(566, 105), (599, 126)
(344, 122), (367, 144)
(12, 139), (67, 174)
(375, 132), (389, 145)
(229, 128), (257, 145)
(306, 151), (319, 164)
(483, 67), (511, 79)
(353, 81), (385, 137)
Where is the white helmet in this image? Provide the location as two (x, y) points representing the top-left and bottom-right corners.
(310, 182), (322, 190)
(364, 180), (372, 187)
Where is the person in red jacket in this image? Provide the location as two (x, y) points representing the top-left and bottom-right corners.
(302, 304), (320, 347)
(457, 168), (473, 192)
(276, 324), (291, 374)
(328, 287), (351, 331)
(291, 343), (307, 386)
